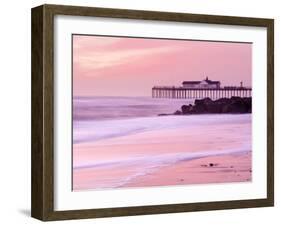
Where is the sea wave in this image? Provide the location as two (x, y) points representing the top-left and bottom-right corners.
(73, 114), (251, 144)
(73, 96), (192, 121)
(73, 147), (251, 189)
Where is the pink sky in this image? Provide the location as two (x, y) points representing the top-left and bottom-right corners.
(73, 35), (252, 96)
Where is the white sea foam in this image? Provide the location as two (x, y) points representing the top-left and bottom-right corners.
(73, 147), (251, 189)
(74, 114), (251, 144)
(73, 96), (252, 190)
(74, 147), (250, 170)
(73, 96), (193, 121)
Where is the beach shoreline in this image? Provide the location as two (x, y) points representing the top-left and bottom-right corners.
(121, 151), (252, 189)
(73, 114), (252, 191)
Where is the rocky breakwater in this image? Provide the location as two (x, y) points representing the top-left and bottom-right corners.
(178, 97), (251, 115)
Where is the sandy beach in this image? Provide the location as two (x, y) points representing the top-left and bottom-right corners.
(123, 151), (251, 188)
(73, 113), (252, 191)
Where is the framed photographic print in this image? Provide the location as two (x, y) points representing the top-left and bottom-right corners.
(31, 4), (274, 221)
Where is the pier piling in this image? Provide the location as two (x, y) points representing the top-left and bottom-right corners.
(152, 86), (252, 99)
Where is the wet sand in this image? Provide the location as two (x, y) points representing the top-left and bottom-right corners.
(73, 114), (252, 191)
(123, 151), (252, 188)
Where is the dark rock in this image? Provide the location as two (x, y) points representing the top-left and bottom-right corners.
(192, 102), (207, 113)
(205, 102), (222, 113)
(181, 104), (193, 114)
(158, 113), (170, 116)
(193, 98), (213, 113)
(179, 97), (252, 115)
(214, 98), (232, 105)
(174, 110), (182, 115)
(222, 97), (249, 113)
(230, 96), (242, 102)
(243, 97), (252, 113)
(208, 163), (218, 167)
(194, 97), (212, 106)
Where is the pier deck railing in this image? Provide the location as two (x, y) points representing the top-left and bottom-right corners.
(152, 86), (252, 99)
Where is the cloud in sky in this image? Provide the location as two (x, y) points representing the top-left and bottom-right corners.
(73, 35), (252, 96)
(74, 44), (183, 73)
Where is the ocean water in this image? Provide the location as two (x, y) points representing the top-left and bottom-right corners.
(72, 96), (252, 190)
(73, 96), (192, 121)
(73, 96), (193, 144)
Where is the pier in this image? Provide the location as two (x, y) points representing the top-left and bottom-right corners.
(152, 86), (252, 99)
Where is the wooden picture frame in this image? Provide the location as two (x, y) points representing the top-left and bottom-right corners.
(31, 4), (274, 221)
